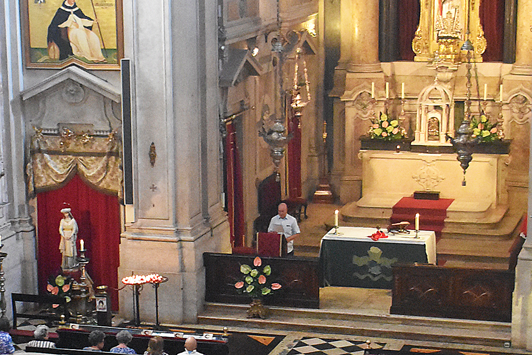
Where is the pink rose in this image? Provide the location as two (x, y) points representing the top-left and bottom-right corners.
(392, 128), (399, 135)
(372, 124), (379, 129)
(235, 281), (244, 289)
(47, 284), (53, 292)
(382, 132), (388, 137)
(490, 127), (497, 134)
(382, 121), (389, 128)
(258, 275), (266, 284)
(62, 284), (70, 292)
(271, 283), (282, 290)
(478, 123), (484, 130)
(253, 257), (262, 267)
(51, 286), (59, 295)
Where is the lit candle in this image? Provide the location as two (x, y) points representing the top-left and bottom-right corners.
(334, 210), (339, 228)
(80, 239), (84, 251)
(371, 82), (375, 99)
(500, 84), (503, 102)
(401, 83), (405, 99)
(415, 213), (420, 231)
(484, 84), (487, 101)
(385, 82), (389, 99)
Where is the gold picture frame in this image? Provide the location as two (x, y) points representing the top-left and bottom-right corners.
(21, 0), (123, 70)
(412, 0), (486, 63)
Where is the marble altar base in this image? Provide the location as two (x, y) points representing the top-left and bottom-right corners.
(356, 151), (509, 218)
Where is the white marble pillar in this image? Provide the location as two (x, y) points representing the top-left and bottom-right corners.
(512, 0), (532, 75)
(118, 0), (229, 324)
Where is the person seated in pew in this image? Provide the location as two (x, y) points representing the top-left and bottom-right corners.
(0, 318), (15, 354)
(110, 330), (136, 354)
(144, 336), (167, 355)
(27, 325), (56, 349)
(268, 202), (300, 257)
(83, 330), (105, 351)
(177, 337), (203, 355)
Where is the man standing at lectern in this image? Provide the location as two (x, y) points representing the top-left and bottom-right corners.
(268, 202), (300, 256)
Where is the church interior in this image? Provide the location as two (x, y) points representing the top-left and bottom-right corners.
(1, 0), (532, 354)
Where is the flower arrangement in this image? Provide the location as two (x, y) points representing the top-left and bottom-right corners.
(46, 273), (73, 308)
(234, 256), (281, 299)
(368, 112), (407, 140)
(470, 113), (500, 142)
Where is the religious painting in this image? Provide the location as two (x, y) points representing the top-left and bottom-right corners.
(21, 0), (123, 70)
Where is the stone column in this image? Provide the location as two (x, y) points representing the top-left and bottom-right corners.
(348, 0), (380, 72)
(511, 0), (532, 74)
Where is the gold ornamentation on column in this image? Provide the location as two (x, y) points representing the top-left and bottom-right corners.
(149, 142), (157, 167)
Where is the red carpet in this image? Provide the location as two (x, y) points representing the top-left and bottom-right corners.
(390, 197), (454, 240)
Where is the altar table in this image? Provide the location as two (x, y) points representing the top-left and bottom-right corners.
(319, 227), (436, 289)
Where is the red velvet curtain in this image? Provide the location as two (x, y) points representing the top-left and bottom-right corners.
(480, 0), (504, 62)
(398, 0), (420, 61)
(225, 121), (245, 247)
(36, 174), (121, 310)
(287, 95), (302, 199)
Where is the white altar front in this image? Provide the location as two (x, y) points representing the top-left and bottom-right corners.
(356, 150), (509, 216)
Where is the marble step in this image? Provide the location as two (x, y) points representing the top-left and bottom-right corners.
(197, 303), (511, 348)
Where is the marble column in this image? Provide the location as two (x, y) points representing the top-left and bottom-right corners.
(348, 0), (380, 72)
(511, 0), (532, 74)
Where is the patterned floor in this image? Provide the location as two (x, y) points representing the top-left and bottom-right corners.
(286, 337), (384, 355)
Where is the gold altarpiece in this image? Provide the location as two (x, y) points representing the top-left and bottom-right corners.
(412, 0), (486, 63)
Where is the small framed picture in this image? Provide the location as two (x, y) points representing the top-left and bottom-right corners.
(20, 0), (124, 70)
(96, 298), (107, 312)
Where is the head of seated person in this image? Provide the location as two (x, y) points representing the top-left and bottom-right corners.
(84, 330), (105, 351)
(146, 336), (165, 355)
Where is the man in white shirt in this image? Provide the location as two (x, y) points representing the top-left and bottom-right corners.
(268, 202), (300, 256)
(177, 337), (203, 355)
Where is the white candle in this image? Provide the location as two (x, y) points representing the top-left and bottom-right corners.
(80, 239), (84, 251)
(371, 82), (375, 99)
(484, 84), (487, 101)
(334, 210), (339, 228)
(415, 213), (420, 231)
(385, 82), (389, 99)
(500, 84), (503, 102)
(401, 83), (405, 99)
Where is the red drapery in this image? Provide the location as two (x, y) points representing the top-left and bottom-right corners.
(479, 0), (504, 62)
(287, 95), (302, 199)
(36, 174), (121, 310)
(225, 121), (245, 247)
(398, 0), (420, 61)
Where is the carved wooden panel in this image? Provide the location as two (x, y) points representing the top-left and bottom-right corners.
(204, 252), (320, 308)
(391, 264), (514, 322)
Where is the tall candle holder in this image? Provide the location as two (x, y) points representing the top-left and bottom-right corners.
(497, 100), (506, 139)
(76, 247), (91, 323)
(0, 245), (7, 319)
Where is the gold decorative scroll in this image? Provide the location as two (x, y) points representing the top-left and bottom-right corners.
(26, 129), (122, 198)
(413, 0), (486, 63)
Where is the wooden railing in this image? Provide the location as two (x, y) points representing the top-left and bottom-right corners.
(204, 252), (320, 308)
(391, 264), (514, 322)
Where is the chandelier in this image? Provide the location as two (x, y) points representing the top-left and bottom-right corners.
(447, 0), (478, 186)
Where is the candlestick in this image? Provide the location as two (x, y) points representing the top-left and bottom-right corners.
(371, 82), (375, 99)
(500, 84), (503, 102)
(385, 82), (389, 99)
(415, 213), (419, 231)
(401, 83), (405, 99)
(334, 210), (339, 228)
(80, 239), (84, 251)
(484, 84), (487, 101)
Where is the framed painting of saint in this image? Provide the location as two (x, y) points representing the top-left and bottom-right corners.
(21, 0), (123, 70)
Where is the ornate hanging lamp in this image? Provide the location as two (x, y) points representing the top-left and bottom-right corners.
(448, 0), (478, 186)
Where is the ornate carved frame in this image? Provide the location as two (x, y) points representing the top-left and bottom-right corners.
(412, 0), (486, 62)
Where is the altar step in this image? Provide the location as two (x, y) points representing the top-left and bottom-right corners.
(197, 302), (511, 348)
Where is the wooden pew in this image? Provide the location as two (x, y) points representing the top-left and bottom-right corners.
(11, 293), (69, 329)
(391, 264), (514, 322)
(26, 346), (116, 355)
(204, 252), (320, 308)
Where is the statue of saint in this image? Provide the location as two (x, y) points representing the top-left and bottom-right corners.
(59, 207), (78, 270)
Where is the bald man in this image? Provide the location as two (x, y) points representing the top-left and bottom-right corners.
(268, 202), (300, 256)
(177, 337), (203, 355)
